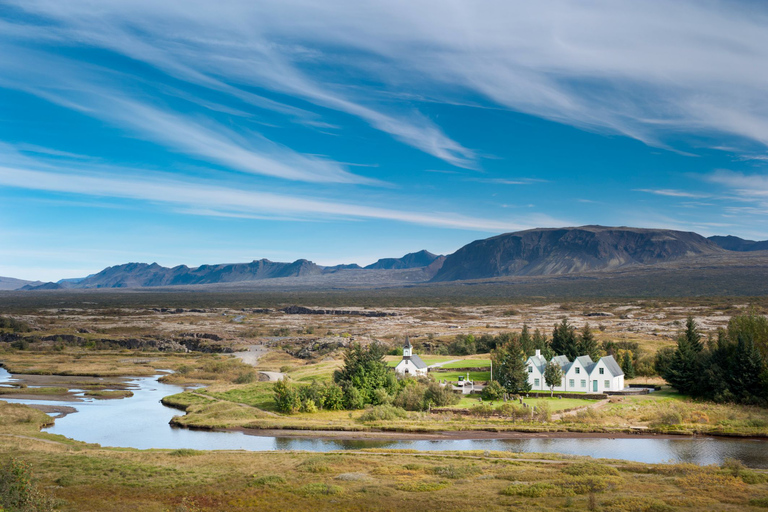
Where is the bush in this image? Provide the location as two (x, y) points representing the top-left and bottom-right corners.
(468, 403), (495, 417)
(481, 380), (505, 401)
(0, 458), (56, 512)
(297, 483), (343, 496)
(343, 385), (365, 410)
(250, 475), (286, 487)
(273, 378), (300, 414)
(428, 465), (480, 479)
(654, 410), (682, 426)
(358, 404), (408, 422)
(234, 370), (256, 384)
(562, 462), (620, 477)
(423, 381), (459, 408)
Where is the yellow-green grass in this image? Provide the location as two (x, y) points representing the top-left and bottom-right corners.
(440, 359), (491, 369)
(431, 370), (490, 382)
(454, 395), (599, 412)
(0, 386), (69, 395)
(2, 400), (768, 511)
(83, 389), (134, 399)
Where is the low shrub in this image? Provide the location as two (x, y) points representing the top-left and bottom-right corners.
(169, 449), (202, 457)
(557, 475), (622, 495)
(501, 482), (566, 498)
(358, 405), (408, 422)
(395, 481), (448, 492)
(250, 475), (286, 487)
(562, 462), (620, 477)
(297, 483), (343, 496)
(0, 458), (56, 512)
(428, 465), (481, 479)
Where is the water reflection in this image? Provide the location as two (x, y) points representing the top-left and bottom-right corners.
(1, 367), (766, 467)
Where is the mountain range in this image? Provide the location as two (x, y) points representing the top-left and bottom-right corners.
(6, 227), (767, 291)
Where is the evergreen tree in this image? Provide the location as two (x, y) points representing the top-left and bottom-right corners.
(532, 328), (554, 359)
(333, 342), (393, 406)
(551, 318), (578, 360)
(727, 310), (768, 363)
(727, 334), (764, 403)
(577, 323), (600, 361)
(684, 316), (703, 352)
(491, 341), (531, 393)
(519, 324), (535, 356)
(544, 361), (564, 397)
(663, 334), (701, 395)
(621, 351), (636, 379)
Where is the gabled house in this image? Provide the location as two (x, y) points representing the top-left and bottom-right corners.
(394, 336), (428, 377)
(587, 354), (624, 393)
(565, 355), (594, 392)
(525, 352), (624, 393)
(524, 349), (548, 391)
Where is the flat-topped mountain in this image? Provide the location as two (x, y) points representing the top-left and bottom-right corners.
(431, 225), (724, 282)
(708, 235), (768, 252)
(364, 250), (441, 270)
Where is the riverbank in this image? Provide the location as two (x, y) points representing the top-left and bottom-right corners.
(164, 381), (768, 439)
(2, 400), (768, 511)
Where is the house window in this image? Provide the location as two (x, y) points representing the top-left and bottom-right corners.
(599, 368), (604, 375)
(580, 380), (586, 388)
(528, 366), (533, 373)
(604, 380), (610, 388)
(534, 378), (540, 386)
(569, 379), (574, 387)
(575, 367), (580, 374)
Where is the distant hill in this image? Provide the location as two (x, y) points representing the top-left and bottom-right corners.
(0, 276), (41, 291)
(431, 225), (723, 282)
(364, 250), (442, 270)
(708, 235), (768, 252)
(25, 259), (324, 290)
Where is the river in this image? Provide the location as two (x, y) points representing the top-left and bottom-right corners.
(1, 367), (767, 467)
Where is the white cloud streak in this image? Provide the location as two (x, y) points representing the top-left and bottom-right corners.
(7, 0), (762, 155)
(635, 189), (709, 199)
(0, 149), (562, 232)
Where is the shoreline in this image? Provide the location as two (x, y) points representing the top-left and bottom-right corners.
(219, 426), (768, 442)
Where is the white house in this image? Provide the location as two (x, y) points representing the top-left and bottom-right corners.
(524, 349), (548, 391)
(394, 337), (428, 377)
(525, 352), (624, 393)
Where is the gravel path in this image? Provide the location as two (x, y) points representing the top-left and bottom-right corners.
(232, 345), (286, 381)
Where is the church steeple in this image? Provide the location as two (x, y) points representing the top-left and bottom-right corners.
(403, 335), (412, 358)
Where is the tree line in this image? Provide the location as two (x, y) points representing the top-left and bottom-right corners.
(655, 312), (768, 405)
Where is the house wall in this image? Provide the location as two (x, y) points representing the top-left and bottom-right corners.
(588, 360), (623, 393)
(565, 361), (590, 393)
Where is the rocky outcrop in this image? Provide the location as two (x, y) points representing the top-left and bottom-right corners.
(280, 305), (398, 317)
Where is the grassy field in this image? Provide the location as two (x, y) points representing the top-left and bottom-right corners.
(2, 400), (768, 511)
(440, 358), (492, 368)
(431, 370), (491, 382)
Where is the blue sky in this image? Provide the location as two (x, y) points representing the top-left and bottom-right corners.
(2, 0), (768, 281)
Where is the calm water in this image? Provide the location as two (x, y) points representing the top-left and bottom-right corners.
(2, 367), (767, 467)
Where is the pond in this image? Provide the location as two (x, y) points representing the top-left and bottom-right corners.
(2, 367), (767, 467)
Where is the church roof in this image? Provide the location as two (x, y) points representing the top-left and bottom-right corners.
(403, 336), (412, 349)
(410, 354), (428, 369)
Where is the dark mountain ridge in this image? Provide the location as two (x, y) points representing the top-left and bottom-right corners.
(364, 250), (441, 270)
(708, 235), (768, 252)
(16, 227), (768, 291)
(431, 225), (724, 282)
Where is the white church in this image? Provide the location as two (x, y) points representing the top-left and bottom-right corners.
(394, 336), (428, 377)
(525, 350), (624, 393)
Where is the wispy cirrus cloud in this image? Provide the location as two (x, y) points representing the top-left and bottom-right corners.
(0, 146), (565, 232)
(0, 47), (373, 184)
(635, 188), (709, 199)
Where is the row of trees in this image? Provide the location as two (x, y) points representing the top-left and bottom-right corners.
(655, 314), (768, 404)
(274, 342), (458, 413)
